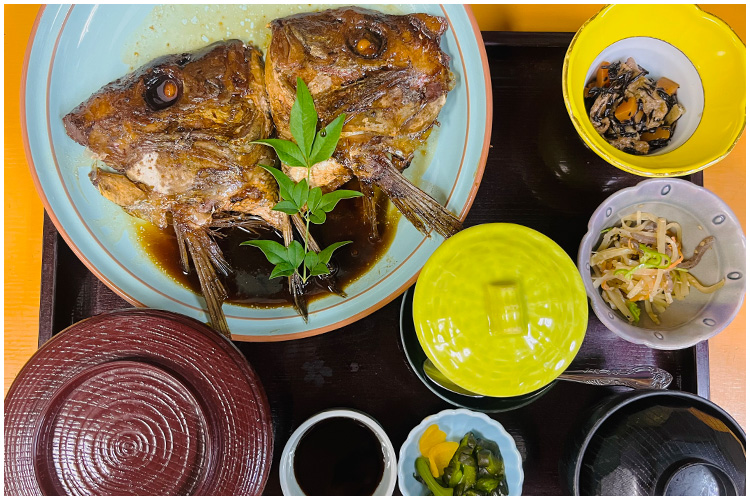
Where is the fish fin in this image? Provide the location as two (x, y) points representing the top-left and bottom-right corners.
(174, 221), (191, 274)
(282, 215), (310, 319)
(359, 155), (462, 239)
(291, 214), (346, 298)
(177, 223), (231, 338)
(210, 212), (266, 237)
(358, 181), (380, 240)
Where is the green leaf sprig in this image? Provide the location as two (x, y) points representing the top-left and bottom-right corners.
(241, 78), (362, 284)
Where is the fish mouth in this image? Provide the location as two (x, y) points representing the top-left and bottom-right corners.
(62, 110), (89, 147)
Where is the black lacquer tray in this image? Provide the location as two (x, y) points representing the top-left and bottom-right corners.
(38, 32), (709, 495)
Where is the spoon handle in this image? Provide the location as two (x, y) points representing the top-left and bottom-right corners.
(558, 365), (673, 389)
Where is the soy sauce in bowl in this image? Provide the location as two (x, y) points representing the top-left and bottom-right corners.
(293, 417), (385, 496)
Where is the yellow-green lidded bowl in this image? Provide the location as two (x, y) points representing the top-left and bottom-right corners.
(413, 223), (588, 398)
(563, 4), (746, 177)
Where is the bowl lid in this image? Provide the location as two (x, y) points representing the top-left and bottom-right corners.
(4, 309), (273, 495)
(413, 223), (588, 398)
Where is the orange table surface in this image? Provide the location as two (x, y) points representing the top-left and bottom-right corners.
(5, 4), (746, 429)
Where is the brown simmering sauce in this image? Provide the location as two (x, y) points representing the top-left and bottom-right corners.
(136, 181), (398, 307)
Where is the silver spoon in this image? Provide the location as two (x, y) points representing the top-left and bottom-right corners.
(423, 359), (673, 398)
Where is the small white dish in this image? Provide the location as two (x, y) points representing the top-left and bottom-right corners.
(398, 408), (524, 496)
(279, 408), (397, 496)
(578, 178), (746, 350)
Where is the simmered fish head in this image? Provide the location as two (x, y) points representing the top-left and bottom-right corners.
(64, 40), (271, 169)
(267, 7), (454, 155)
(266, 8), (461, 239)
(64, 39), (280, 226)
(63, 40), (290, 336)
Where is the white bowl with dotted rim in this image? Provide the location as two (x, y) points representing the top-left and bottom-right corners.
(577, 178), (745, 350)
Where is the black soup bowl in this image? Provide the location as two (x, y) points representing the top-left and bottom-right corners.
(562, 389), (746, 495)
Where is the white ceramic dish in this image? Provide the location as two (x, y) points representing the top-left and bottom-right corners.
(279, 409), (397, 496)
(578, 178), (746, 350)
(397, 408), (524, 496)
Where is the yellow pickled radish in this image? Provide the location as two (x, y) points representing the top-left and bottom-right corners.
(427, 456), (440, 477)
(418, 424), (446, 456)
(426, 441), (460, 477)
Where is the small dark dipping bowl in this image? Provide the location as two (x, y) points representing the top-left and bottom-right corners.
(562, 390), (745, 495)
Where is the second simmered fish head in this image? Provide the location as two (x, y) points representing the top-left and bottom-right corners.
(267, 7), (454, 136)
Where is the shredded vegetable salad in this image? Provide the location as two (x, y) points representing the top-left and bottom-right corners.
(591, 211), (724, 324)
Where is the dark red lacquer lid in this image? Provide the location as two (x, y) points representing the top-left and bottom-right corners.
(4, 309), (273, 495)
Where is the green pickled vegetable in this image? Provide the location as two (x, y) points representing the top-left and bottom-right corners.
(475, 477), (500, 494)
(419, 431), (510, 496)
(454, 453), (477, 495)
(415, 456), (454, 496)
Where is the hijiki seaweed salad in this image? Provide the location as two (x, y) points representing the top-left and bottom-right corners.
(585, 57), (685, 155)
(590, 212), (724, 325)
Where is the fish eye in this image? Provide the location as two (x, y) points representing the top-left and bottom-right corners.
(347, 28), (385, 58)
(144, 73), (182, 110)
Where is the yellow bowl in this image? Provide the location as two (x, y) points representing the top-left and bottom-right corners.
(412, 224), (588, 398)
(563, 4), (745, 177)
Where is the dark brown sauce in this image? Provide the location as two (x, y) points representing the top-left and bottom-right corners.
(136, 181), (398, 307)
(293, 417), (385, 496)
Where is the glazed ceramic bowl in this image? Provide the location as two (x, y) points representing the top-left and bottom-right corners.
(279, 409), (398, 496)
(563, 4), (745, 177)
(413, 223), (587, 398)
(562, 390), (746, 495)
(578, 178), (746, 350)
(397, 409), (523, 496)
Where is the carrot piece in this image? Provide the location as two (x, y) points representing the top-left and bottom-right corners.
(641, 127), (671, 141)
(614, 97), (638, 121)
(656, 77), (680, 95)
(595, 61), (611, 88)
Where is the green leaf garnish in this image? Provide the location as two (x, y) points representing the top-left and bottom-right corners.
(290, 77), (318, 160)
(307, 186), (323, 213)
(304, 250), (320, 272)
(317, 189), (364, 214)
(270, 262), (297, 279)
(308, 113), (346, 166)
(253, 139), (307, 168)
(308, 210), (327, 225)
(318, 241), (351, 265)
(310, 263), (331, 277)
(291, 178), (310, 211)
(240, 240), (289, 265)
(287, 240), (306, 268)
(273, 200), (300, 215)
(242, 75), (361, 290)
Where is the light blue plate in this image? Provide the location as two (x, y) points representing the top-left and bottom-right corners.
(23, 4), (491, 340)
(397, 408), (524, 495)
